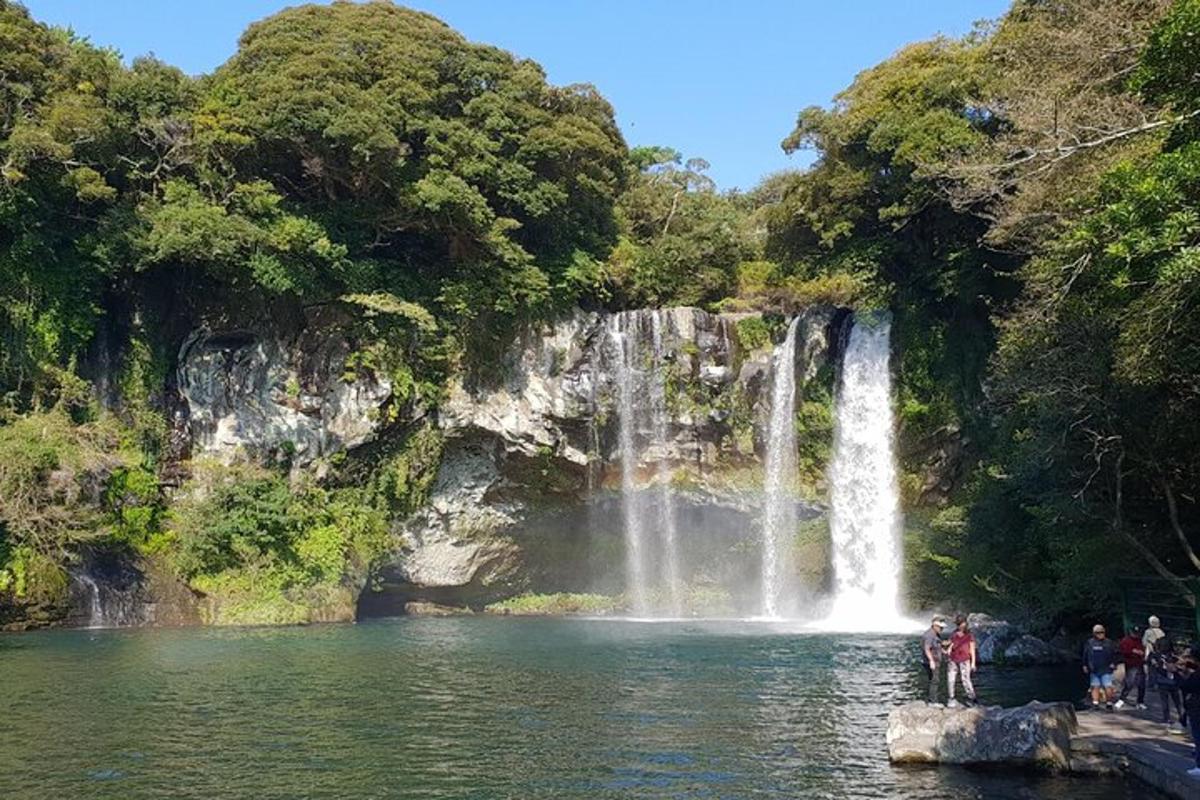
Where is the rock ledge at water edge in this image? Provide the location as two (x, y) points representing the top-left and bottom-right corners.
(886, 701), (1076, 769)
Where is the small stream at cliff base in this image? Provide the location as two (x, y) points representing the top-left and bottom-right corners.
(0, 618), (1157, 799)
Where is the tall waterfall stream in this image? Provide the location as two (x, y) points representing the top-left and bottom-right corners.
(608, 310), (912, 627)
(759, 317), (801, 618)
(822, 314), (910, 630)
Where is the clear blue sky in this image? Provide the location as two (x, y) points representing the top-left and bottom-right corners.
(23, 0), (1011, 190)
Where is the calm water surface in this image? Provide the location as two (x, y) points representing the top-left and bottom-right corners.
(0, 618), (1152, 799)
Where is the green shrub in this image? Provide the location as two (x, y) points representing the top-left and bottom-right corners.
(372, 424), (444, 515)
(294, 524), (346, 582)
(0, 408), (136, 600)
(116, 336), (170, 461)
(485, 592), (619, 616)
(0, 544), (68, 604)
(191, 567), (355, 626)
(104, 465), (169, 553)
(170, 463), (295, 578)
(735, 260), (777, 298)
(734, 316), (773, 352)
(170, 460), (392, 618)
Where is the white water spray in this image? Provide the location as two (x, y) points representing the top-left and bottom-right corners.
(72, 570), (142, 629)
(650, 313), (682, 615)
(609, 316), (650, 616)
(760, 317), (801, 618)
(608, 310), (685, 617)
(822, 314), (910, 631)
(78, 573), (104, 629)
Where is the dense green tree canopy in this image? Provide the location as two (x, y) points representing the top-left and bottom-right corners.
(607, 148), (751, 307)
(759, 0), (1200, 619)
(3, 0), (1200, 627)
(763, 34), (1014, 444)
(201, 2), (629, 316)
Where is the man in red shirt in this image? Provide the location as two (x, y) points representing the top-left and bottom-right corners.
(947, 615), (978, 707)
(1117, 625), (1147, 709)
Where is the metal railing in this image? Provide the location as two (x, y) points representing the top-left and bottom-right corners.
(1119, 576), (1199, 644)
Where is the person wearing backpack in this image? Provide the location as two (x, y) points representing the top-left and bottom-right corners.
(1148, 637), (1188, 735)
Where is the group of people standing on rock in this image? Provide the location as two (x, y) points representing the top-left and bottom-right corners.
(920, 615), (978, 708)
(921, 613), (1200, 777)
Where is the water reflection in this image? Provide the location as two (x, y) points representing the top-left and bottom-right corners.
(0, 618), (1156, 799)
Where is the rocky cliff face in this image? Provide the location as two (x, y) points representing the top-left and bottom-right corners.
(178, 321), (393, 468)
(78, 305), (846, 625)
(361, 306), (846, 613)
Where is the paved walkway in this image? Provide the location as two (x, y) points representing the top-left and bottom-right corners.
(1069, 675), (1198, 799)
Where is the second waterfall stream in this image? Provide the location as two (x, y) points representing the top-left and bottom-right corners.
(759, 317), (801, 618)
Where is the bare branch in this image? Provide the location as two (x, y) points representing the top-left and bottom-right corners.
(1162, 477), (1200, 573)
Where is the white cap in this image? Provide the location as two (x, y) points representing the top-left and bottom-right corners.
(1149, 615), (1161, 628)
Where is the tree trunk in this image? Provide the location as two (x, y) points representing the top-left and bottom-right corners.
(1114, 453), (1197, 608)
(1161, 477), (1200, 572)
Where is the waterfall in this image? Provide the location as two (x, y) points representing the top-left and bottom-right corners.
(608, 310), (683, 617)
(77, 573), (104, 629)
(610, 315), (650, 616)
(760, 317), (801, 618)
(71, 567), (144, 629)
(650, 313), (682, 616)
(824, 313), (907, 630)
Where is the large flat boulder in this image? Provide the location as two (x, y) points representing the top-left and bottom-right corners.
(887, 701), (1077, 769)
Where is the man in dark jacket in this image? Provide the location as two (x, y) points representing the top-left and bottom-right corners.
(1082, 624), (1119, 710)
(1176, 655), (1200, 778)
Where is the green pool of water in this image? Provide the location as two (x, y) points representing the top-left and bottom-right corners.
(0, 618), (1152, 798)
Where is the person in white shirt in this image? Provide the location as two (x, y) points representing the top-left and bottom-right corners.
(1143, 615), (1166, 652)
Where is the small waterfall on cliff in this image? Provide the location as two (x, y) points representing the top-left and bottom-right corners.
(77, 573), (105, 628)
(608, 310), (683, 617)
(823, 313), (908, 630)
(70, 566), (145, 629)
(760, 317), (801, 618)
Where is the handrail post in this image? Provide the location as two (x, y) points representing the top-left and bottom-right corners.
(1119, 580), (1131, 636)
